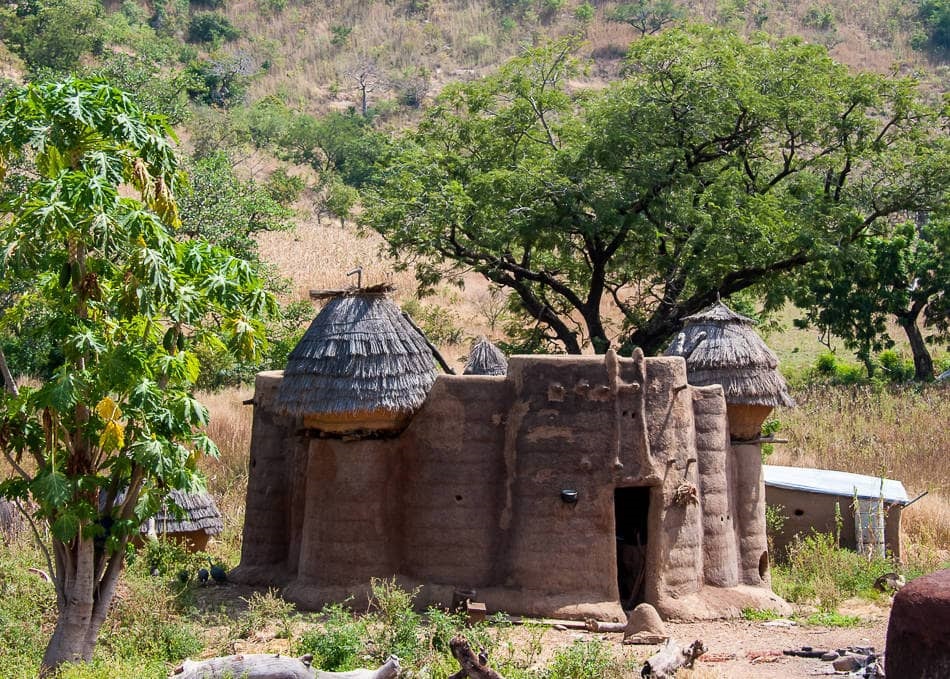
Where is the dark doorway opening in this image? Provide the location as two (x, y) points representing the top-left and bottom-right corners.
(615, 487), (650, 610)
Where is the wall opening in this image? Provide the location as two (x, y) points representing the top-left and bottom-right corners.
(615, 487), (650, 610)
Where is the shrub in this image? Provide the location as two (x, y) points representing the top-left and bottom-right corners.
(573, 1), (594, 24)
(773, 531), (897, 610)
(188, 12), (239, 43)
(802, 3), (836, 30)
(543, 639), (625, 678)
(368, 577), (423, 664)
(296, 602), (368, 671)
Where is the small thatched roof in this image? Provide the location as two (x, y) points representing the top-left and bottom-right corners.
(665, 300), (795, 408)
(276, 287), (437, 419)
(463, 337), (508, 376)
(149, 490), (223, 536)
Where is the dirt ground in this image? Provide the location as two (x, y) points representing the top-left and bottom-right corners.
(196, 585), (890, 678)
(543, 598), (890, 679)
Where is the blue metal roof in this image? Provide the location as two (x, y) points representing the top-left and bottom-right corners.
(763, 465), (910, 505)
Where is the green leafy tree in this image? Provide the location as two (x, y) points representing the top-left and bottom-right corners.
(0, 0), (105, 72)
(0, 78), (275, 673)
(177, 150), (294, 261)
(919, 0), (950, 51)
(187, 11), (239, 43)
(364, 28), (949, 355)
(607, 0), (683, 35)
(792, 216), (949, 380)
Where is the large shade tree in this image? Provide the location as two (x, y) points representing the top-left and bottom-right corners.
(0, 78), (275, 673)
(364, 27), (949, 355)
(791, 214), (949, 380)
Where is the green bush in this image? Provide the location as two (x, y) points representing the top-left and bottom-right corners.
(297, 602), (368, 671)
(188, 12), (239, 43)
(773, 531), (897, 610)
(543, 639), (625, 679)
(368, 577), (423, 664)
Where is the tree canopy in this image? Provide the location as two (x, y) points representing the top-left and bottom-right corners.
(363, 27), (949, 356)
(0, 77), (275, 673)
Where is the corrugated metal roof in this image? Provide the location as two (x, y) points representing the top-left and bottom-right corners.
(763, 465), (910, 505)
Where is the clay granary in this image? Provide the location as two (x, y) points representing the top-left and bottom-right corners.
(233, 288), (792, 621)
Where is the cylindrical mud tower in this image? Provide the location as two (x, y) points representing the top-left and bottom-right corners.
(666, 300), (794, 586)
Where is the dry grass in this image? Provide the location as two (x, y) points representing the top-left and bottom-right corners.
(211, 0), (940, 120)
(770, 383), (950, 549)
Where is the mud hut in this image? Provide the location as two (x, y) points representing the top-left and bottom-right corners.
(276, 284), (437, 436)
(144, 490), (223, 552)
(463, 337), (507, 376)
(235, 294), (791, 620)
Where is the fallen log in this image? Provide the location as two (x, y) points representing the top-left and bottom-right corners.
(584, 619), (626, 633)
(170, 653), (400, 679)
(641, 639), (705, 679)
(448, 636), (505, 679)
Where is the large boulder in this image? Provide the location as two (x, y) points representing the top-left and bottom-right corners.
(886, 569), (950, 678)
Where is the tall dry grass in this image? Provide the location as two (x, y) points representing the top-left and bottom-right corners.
(770, 383), (950, 549)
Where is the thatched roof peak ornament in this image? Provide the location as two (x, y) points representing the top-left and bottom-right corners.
(463, 337), (508, 376)
(278, 282), (437, 436)
(665, 298), (795, 430)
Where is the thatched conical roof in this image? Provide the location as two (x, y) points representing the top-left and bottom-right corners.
(665, 300), (794, 408)
(276, 286), (437, 425)
(149, 489), (223, 536)
(463, 337), (508, 376)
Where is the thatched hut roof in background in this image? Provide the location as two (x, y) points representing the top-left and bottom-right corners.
(665, 300), (795, 408)
(149, 490), (223, 536)
(463, 337), (508, 376)
(276, 285), (437, 420)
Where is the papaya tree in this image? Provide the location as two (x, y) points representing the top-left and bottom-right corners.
(0, 78), (276, 673)
(364, 28), (949, 355)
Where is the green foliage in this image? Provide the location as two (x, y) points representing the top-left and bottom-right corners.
(85, 52), (195, 125)
(322, 175), (360, 226)
(573, 2), (594, 24)
(368, 577), (423, 664)
(297, 602), (368, 671)
(364, 28), (949, 356)
(773, 532), (897, 610)
(802, 3), (837, 30)
(803, 610), (862, 627)
(607, 0), (682, 35)
(185, 55), (252, 107)
(542, 639), (624, 678)
(178, 150), (294, 260)
(0, 0), (105, 72)
(188, 11), (239, 43)
(0, 76), (276, 669)
(330, 24), (352, 47)
(401, 299), (465, 346)
(740, 607), (782, 621)
(792, 216), (949, 381)
(919, 0), (950, 51)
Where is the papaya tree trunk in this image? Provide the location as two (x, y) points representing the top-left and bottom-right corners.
(42, 534), (96, 673)
(40, 531), (127, 676)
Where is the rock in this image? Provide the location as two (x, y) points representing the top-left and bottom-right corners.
(623, 603), (669, 645)
(762, 618), (797, 627)
(821, 651), (840, 661)
(886, 568), (950, 679)
(833, 655), (863, 672)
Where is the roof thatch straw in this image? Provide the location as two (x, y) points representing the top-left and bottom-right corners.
(149, 490), (223, 536)
(463, 337), (508, 376)
(665, 301), (795, 408)
(276, 288), (437, 420)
